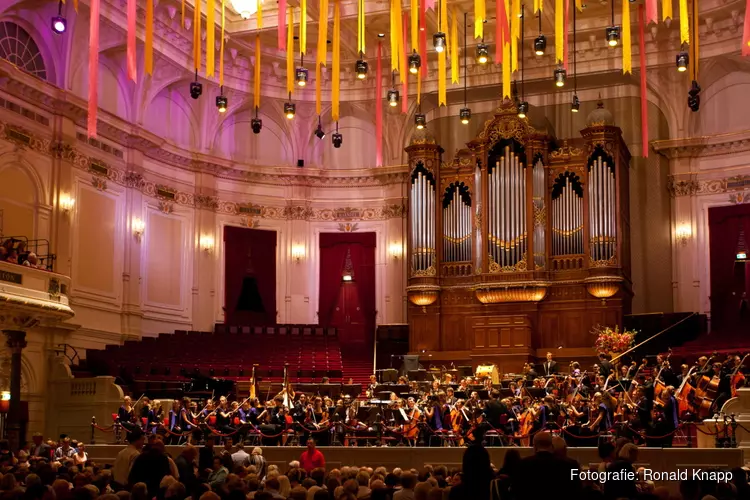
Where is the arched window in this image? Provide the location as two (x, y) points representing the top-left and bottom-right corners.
(0, 22), (47, 81)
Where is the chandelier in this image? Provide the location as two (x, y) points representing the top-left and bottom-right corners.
(230, 0), (259, 19)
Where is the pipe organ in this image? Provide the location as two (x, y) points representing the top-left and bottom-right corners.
(406, 100), (632, 374)
(442, 183), (472, 263)
(488, 143), (527, 271)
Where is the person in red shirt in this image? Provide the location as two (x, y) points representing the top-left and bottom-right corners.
(299, 438), (325, 473)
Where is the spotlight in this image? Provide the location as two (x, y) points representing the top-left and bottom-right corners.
(190, 81), (203, 100)
(284, 102), (296, 119)
(571, 94), (580, 112)
(517, 101), (528, 119)
(51, 1), (66, 34)
(676, 50), (689, 72)
(554, 67), (566, 87)
(415, 113), (426, 129)
(433, 32), (446, 53)
(459, 107), (471, 125)
(356, 59), (369, 79)
(534, 34), (546, 56)
(408, 50), (422, 74)
(251, 118), (262, 134)
(606, 26), (620, 47)
(216, 93), (228, 113)
(688, 80), (700, 112)
(332, 132), (343, 148)
(296, 67), (308, 86)
(387, 88), (400, 107)
(314, 117), (325, 139)
(476, 43), (489, 64)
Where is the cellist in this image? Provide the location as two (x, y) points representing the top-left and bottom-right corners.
(402, 397), (421, 446)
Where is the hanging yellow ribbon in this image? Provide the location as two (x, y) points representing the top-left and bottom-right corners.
(622, 0), (631, 74)
(662, 0), (672, 21)
(679, 0), (689, 45)
(502, 41), (510, 98)
(533, 0), (542, 13)
(73, 0), (78, 12)
(511, 0), (519, 72)
(182, 0), (185, 27)
(207, 0), (215, 77)
(316, 65), (322, 115)
(575, 0), (582, 11)
(219, 0), (225, 85)
(391, 0), (404, 72)
(287, 7), (294, 93)
(451, 9), (459, 84)
(317, 0), (329, 66)
(193, 0), (201, 71)
(145, 0), (154, 75)
(358, 0), (366, 54)
(332, 0), (341, 121)
(257, 0), (263, 27)
(555, 0), (563, 64)
(411, 0), (419, 50)
(301, 0), (307, 55)
(254, 35), (261, 109)
(438, 0), (447, 105)
(475, 0), (485, 39)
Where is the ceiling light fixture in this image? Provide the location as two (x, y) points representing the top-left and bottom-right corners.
(314, 116), (325, 139)
(284, 93), (296, 119)
(433, 32), (446, 53)
(189, 70), (202, 99)
(415, 113), (426, 129)
(676, 48), (689, 72)
(517, 101), (528, 119)
(606, 1), (620, 47)
(408, 50), (422, 74)
(229, 0), (259, 20)
(460, 13), (471, 125)
(476, 42), (489, 64)
(216, 86), (228, 113)
(571, 4), (580, 113)
(251, 107), (262, 134)
(534, 13), (545, 56)
(332, 121), (343, 148)
(51, 0), (66, 34)
(356, 55), (369, 79)
(388, 71), (400, 107)
(296, 54), (308, 86)
(554, 66), (566, 87)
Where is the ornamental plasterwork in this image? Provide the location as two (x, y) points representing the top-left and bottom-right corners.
(471, 102), (541, 149)
(0, 119), (408, 222)
(652, 130), (750, 159)
(667, 176), (699, 197)
(729, 191), (750, 204)
(668, 174), (750, 198)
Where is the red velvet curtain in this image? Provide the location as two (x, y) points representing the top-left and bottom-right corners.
(224, 226), (277, 325)
(708, 204), (750, 333)
(319, 233), (376, 337)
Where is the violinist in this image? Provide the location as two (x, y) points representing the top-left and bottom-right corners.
(305, 396), (330, 445)
(140, 397), (160, 434)
(179, 398), (199, 444)
(429, 379), (441, 396)
(292, 394), (308, 424)
(166, 399), (182, 444)
(457, 378), (470, 393)
(117, 395), (139, 435)
(616, 365), (632, 393)
(425, 394), (445, 438)
(523, 363), (538, 382)
(589, 392), (615, 435)
(257, 396), (284, 445)
(443, 373), (454, 385)
(710, 362), (733, 414)
(214, 396), (235, 437)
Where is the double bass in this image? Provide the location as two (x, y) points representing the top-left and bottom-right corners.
(731, 354), (749, 398)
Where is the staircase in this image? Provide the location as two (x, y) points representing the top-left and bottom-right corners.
(340, 344), (373, 395)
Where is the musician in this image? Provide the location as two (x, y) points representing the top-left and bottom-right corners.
(598, 353), (614, 378)
(166, 400), (182, 444)
(676, 364), (690, 385)
(710, 362), (733, 414)
(140, 397), (159, 434)
(616, 365), (632, 393)
(444, 387), (456, 406)
(305, 397), (330, 446)
(523, 363), (538, 382)
(458, 378), (470, 393)
(589, 392), (614, 434)
(367, 375), (378, 398)
(443, 373), (454, 385)
(402, 397), (421, 446)
(117, 396), (139, 435)
(292, 394), (308, 423)
(633, 386), (652, 430)
(660, 386), (679, 447)
(483, 390), (509, 440)
(425, 394), (445, 439)
(214, 396), (235, 438)
(181, 398), (200, 444)
(542, 352), (559, 376)
(257, 396), (284, 446)
(467, 391), (480, 409)
(429, 379), (441, 395)
(695, 355), (712, 380)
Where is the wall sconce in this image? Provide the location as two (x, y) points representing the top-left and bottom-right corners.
(291, 244), (305, 263)
(132, 217), (145, 242)
(675, 223), (692, 247)
(200, 234), (215, 254)
(389, 242), (403, 260)
(59, 193), (75, 214)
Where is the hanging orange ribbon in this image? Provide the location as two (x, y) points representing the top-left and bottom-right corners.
(679, 0), (689, 45)
(88, 0), (100, 138)
(403, 11), (409, 114)
(376, 41), (383, 166)
(145, 0), (154, 75)
(743, 0), (750, 56)
(438, 0), (447, 105)
(127, 0), (136, 81)
(391, 0), (404, 73)
(207, 0), (216, 77)
(193, 0), (201, 72)
(475, 0), (485, 39)
(332, 0), (341, 120)
(622, 0), (631, 74)
(451, 8), (459, 84)
(219, 0), (225, 86)
(254, 35), (261, 110)
(301, 0), (307, 55)
(662, 0), (672, 22)
(420, 0), (427, 77)
(287, 7), (294, 93)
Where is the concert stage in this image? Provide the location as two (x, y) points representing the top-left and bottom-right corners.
(86, 445), (745, 495)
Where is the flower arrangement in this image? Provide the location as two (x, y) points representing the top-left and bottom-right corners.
(592, 324), (636, 355)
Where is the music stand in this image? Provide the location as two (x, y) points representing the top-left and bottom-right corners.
(408, 369), (427, 381)
(458, 365), (473, 378)
(403, 355), (420, 372)
(381, 369), (398, 383)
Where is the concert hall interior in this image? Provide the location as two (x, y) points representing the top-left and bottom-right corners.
(1, 0), (750, 497)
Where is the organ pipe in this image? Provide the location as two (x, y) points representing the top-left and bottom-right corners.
(552, 174), (583, 256)
(488, 145), (527, 270)
(410, 169), (436, 273)
(442, 185), (472, 263)
(588, 156), (616, 262)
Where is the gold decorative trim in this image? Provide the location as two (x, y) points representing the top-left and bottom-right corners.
(474, 284), (548, 304)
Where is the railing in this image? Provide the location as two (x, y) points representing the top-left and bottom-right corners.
(1, 235), (57, 271)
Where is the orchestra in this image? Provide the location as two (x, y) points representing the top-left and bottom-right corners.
(113, 350), (747, 448)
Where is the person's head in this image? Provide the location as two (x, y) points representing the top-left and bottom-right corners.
(598, 441), (616, 462)
(533, 432), (554, 454)
(501, 448), (521, 471)
(546, 352), (553, 361)
(204, 436), (214, 449)
(212, 457), (223, 471)
(130, 483), (148, 500)
(32, 433), (44, 446)
(251, 447), (262, 456)
(618, 443), (639, 463)
(355, 471), (370, 487)
(306, 438), (316, 451)
(127, 431), (145, 450)
(181, 444), (198, 462)
(277, 476), (291, 497)
(264, 478), (280, 492)
(123, 396), (132, 406)
(551, 436), (568, 458)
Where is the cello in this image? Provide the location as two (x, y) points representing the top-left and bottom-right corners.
(653, 349), (673, 401)
(731, 354), (749, 398)
(676, 366), (697, 417)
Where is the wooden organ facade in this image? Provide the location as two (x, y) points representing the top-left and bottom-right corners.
(405, 101), (632, 372)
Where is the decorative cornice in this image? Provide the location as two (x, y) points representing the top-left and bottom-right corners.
(652, 130), (750, 159)
(667, 174), (750, 198)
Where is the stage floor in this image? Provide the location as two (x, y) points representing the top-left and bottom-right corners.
(87, 444), (746, 494)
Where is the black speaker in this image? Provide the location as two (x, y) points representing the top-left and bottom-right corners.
(403, 355), (420, 373)
(297, 159), (305, 168)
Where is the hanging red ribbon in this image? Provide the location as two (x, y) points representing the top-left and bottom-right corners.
(279, 0), (287, 50)
(496, 0), (509, 63)
(376, 41), (383, 167)
(645, 0), (657, 25)
(88, 0), (100, 137)
(127, 0), (137, 81)
(638, 5), (648, 158)
(743, 0), (750, 56)
(403, 11), (409, 114)
(420, 0), (427, 77)
(563, 0), (569, 71)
